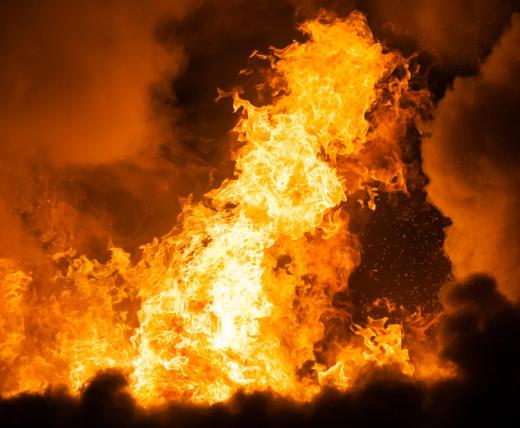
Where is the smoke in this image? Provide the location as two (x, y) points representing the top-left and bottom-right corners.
(423, 14), (520, 301)
(364, 0), (519, 71)
(0, 0), (203, 165)
(0, 274), (518, 428)
(0, 0), (210, 266)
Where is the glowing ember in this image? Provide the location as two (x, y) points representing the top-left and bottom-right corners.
(0, 11), (450, 405)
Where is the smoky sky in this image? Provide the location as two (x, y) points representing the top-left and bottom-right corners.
(0, 0), (201, 165)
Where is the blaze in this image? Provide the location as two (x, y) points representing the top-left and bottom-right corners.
(0, 11), (450, 405)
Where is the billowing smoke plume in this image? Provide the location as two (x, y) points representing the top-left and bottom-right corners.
(0, 0), (200, 164)
(423, 14), (520, 301)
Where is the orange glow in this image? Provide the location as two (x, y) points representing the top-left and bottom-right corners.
(0, 11), (451, 405)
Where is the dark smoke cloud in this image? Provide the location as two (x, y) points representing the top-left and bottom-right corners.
(0, 275), (518, 428)
(423, 14), (520, 301)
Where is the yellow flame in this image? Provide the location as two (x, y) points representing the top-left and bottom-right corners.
(0, 11), (450, 405)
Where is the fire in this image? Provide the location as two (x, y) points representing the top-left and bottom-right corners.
(0, 11), (449, 405)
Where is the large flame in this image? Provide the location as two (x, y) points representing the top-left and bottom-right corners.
(0, 11), (449, 405)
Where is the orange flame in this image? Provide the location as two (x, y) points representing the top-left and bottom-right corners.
(0, 11), (451, 405)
